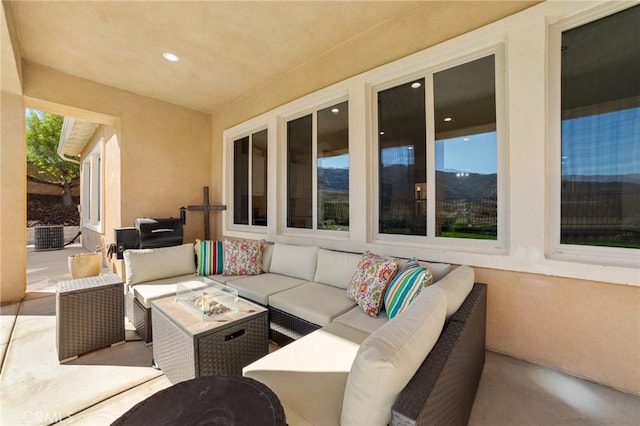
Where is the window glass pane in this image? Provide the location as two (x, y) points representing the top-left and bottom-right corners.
(233, 136), (249, 225)
(434, 55), (497, 240)
(317, 101), (349, 230)
(378, 79), (427, 235)
(251, 129), (268, 226)
(560, 6), (640, 248)
(287, 115), (313, 228)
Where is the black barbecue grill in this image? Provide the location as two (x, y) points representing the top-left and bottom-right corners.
(114, 217), (183, 259)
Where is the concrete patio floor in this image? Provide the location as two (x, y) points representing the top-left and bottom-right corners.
(0, 244), (637, 425)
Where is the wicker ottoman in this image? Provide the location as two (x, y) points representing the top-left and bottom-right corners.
(56, 273), (125, 363)
(152, 296), (268, 384)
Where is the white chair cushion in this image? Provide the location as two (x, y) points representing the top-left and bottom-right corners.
(269, 243), (318, 281)
(130, 274), (205, 308)
(341, 285), (447, 426)
(433, 265), (474, 319)
(124, 243), (196, 285)
(262, 243), (274, 273)
(226, 273), (307, 305)
(332, 306), (388, 336)
(396, 258), (451, 283)
(313, 249), (362, 289)
(269, 282), (356, 326)
(243, 322), (367, 426)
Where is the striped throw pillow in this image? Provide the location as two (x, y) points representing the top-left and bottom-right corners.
(384, 260), (433, 319)
(196, 240), (224, 275)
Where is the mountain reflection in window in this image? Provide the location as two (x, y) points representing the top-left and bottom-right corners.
(560, 5), (639, 249)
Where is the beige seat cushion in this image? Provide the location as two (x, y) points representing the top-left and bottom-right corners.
(269, 282), (356, 326)
(131, 275), (205, 308)
(206, 274), (247, 284)
(243, 322), (368, 426)
(333, 306), (388, 336)
(341, 285), (447, 426)
(226, 273), (307, 305)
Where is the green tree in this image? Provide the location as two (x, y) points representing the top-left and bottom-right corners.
(26, 110), (79, 206)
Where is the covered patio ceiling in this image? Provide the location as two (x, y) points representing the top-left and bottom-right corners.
(4, 1), (539, 114)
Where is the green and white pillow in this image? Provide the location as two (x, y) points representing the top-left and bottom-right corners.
(384, 259), (433, 319)
(195, 239), (224, 275)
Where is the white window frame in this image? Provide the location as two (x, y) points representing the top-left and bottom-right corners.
(81, 138), (103, 233)
(223, 123), (270, 237)
(370, 46), (508, 254)
(281, 95), (350, 238)
(547, 2), (639, 268)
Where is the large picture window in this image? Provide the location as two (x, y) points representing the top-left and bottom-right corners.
(287, 101), (349, 231)
(376, 53), (500, 241)
(558, 5), (639, 250)
(233, 129), (268, 227)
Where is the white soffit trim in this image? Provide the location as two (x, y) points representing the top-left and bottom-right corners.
(58, 117), (99, 163)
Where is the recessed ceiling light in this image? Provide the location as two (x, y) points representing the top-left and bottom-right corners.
(379, 131), (385, 135)
(444, 117), (453, 122)
(162, 52), (180, 62)
(331, 108), (340, 114)
(411, 82), (422, 89)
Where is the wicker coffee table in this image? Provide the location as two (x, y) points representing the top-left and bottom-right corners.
(151, 290), (268, 384)
(56, 273), (125, 363)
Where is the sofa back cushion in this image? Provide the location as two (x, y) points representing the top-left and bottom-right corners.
(341, 285), (447, 426)
(433, 265), (474, 319)
(269, 243), (318, 281)
(124, 243), (196, 286)
(313, 249), (362, 289)
(262, 243), (274, 273)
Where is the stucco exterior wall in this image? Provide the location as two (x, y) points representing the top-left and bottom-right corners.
(20, 63), (211, 284)
(209, 1), (639, 395)
(0, 90), (26, 304)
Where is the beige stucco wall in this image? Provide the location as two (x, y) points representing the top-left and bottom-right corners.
(0, 90), (26, 304)
(78, 125), (118, 261)
(477, 268), (640, 395)
(1, 3), (25, 304)
(208, 1), (639, 395)
(19, 62), (211, 285)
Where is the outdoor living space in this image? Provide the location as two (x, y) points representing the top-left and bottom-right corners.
(1, 1), (639, 425)
(0, 245), (637, 425)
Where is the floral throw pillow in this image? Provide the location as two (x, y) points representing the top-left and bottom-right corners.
(222, 239), (264, 276)
(347, 251), (398, 317)
(384, 259), (433, 319)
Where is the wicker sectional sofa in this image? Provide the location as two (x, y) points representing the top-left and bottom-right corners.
(122, 242), (486, 425)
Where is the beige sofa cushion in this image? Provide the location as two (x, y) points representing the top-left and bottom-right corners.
(269, 282), (356, 326)
(262, 243), (274, 273)
(434, 265), (474, 319)
(124, 243), (196, 286)
(341, 285), (447, 426)
(226, 273), (306, 305)
(243, 322), (368, 426)
(333, 306), (389, 336)
(396, 258), (451, 283)
(313, 249), (362, 289)
(269, 243), (318, 281)
(130, 274), (204, 308)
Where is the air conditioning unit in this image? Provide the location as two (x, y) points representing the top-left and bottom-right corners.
(34, 226), (65, 251)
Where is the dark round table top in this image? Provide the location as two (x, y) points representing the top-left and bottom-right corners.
(111, 375), (286, 426)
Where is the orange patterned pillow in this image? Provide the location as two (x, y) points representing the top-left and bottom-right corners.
(347, 251), (398, 317)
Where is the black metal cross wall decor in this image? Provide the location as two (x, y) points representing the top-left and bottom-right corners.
(183, 186), (226, 240)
